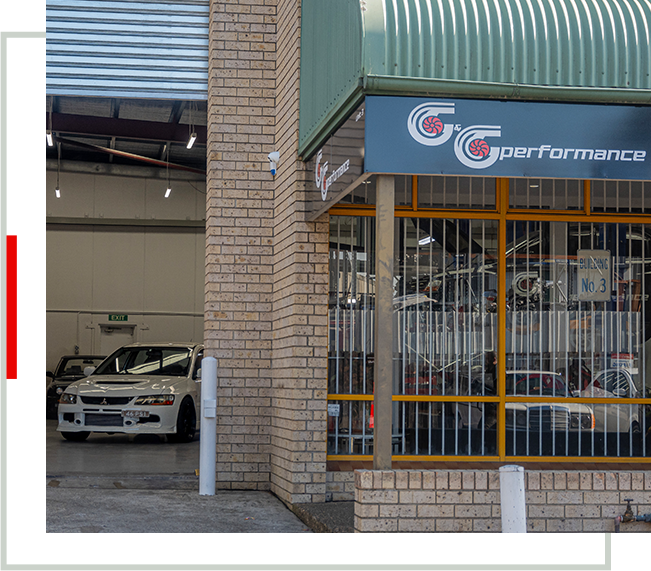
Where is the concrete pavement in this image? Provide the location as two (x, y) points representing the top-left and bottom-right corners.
(47, 482), (311, 533)
(46, 419), (353, 533)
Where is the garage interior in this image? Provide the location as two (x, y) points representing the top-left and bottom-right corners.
(46, 95), (208, 474)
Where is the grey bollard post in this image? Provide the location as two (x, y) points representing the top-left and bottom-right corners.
(199, 356), (217, 495)
(499, 465), (527, 532)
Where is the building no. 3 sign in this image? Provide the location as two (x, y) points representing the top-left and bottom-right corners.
(577, 250), (612, 302)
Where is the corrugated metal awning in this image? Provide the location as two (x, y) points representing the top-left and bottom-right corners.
(46, 0), (209, 100)
(299, 0), (651, 159)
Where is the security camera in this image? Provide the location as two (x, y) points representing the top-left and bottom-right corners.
(268, 151), (280, 176)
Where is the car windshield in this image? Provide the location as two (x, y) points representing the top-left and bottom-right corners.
(57, 357), (105, 376)
(507, 373), (569, 396)
(94, 347), (192, 377)
(588, 370), (635, 396)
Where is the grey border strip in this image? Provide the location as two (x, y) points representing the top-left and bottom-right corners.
(46, 533), (606, 565)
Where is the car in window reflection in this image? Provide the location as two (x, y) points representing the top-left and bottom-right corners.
(504, 371), (595, 432)
(580, 368), (642, 433)
(457, 371), (595, 431)
(57, 343), (203, 442)
(46, 355), (106, 419)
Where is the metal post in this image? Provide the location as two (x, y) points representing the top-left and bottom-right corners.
(199, 356), (217, 495)
(374, 175), (395, 470)
(499, 464), (527, 532)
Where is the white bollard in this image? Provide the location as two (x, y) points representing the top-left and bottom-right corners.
(199, 356), (217, 496)
(499, 464), (527, 533)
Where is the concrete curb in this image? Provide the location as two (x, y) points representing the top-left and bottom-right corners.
(46, 474), (199, 490)
(291, 502), (354, 533)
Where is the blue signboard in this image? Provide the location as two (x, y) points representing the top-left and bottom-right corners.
(365, 96), (651, 180)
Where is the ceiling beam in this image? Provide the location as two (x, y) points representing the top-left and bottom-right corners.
(49, 113), (207, 145)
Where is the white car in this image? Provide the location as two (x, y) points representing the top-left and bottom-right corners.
(580, 368), (642, 434)
(505, 371), (595, 432)
(57, 343), (204, 442)
(455, 371), (595, 432)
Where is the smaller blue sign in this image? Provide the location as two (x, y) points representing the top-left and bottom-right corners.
(365, 96), (651, 180)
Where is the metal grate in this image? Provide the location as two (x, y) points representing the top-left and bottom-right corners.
(84, 414), (124, 427)
(80, 396), (132, 405)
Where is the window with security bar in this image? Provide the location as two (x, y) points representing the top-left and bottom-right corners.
(505, 221), (650, 457)
(328, 181), (651, 460)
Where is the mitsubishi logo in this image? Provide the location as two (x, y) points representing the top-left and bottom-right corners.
(101, 398), (108, 406)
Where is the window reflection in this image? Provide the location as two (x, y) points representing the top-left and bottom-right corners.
(329, 214), (651, 458)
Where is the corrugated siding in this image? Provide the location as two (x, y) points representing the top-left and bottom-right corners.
(368, 0), (651, 89)
(46, 0), (209, 100)
(299, 0), (651, 156)
(299, 0), (363, 152)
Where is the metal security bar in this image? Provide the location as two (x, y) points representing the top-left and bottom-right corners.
(327, 176), (651, 462)
(591, 180), (651, 213)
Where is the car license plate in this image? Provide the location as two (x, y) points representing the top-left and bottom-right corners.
(121, 410), (149, 418)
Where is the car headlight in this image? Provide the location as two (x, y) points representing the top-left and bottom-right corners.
(515, 410), (528, 427)
(133, 395), (175, 406)
(59, 393), (77, 405)
(571, 412), (595, 430)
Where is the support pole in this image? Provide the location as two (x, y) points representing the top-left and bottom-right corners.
(373, 175), (395, 470)
(199, 356), (217, 495)
(499, 465), (527, 532)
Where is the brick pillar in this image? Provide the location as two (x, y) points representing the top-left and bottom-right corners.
(206, 0), (327, 502)
(270, 0), (329, 504)
(205, 0), (277, 490)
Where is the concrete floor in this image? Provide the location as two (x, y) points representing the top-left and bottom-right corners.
(47, 419), (200, 477)
(46, 420), (312, 533)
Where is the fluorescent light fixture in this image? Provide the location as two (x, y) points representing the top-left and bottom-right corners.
(186, 132), (197, 149)
(165, 187), (172, 198)
(46, 130), (54, 147)
(418, 236), (435, 246)
(55, 187), (61, 199)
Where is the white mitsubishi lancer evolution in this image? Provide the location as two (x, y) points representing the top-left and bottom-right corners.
(57, 343), (204, 442)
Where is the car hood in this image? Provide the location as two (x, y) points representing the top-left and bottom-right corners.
(507, 401), (592, 414)
(66, 375), (186, 396)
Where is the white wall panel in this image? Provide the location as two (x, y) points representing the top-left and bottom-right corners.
(46, 169), (205, 371)
(46, 226), (94, 308)
(92, 227), (146, 311)
(143, 228), (199, 313)
(94, 175), (146, 218)
(46, 171), (95, 217)
(144, 178), (199, 220)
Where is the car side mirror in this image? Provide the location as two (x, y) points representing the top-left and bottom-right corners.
(46, 371), (54, 378)
(83, 366), (96, 377)
(195, 368), (202, 380)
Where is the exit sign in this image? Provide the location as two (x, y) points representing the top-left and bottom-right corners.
(108, 314), (128, 322)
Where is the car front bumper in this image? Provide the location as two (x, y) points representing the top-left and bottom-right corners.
(57, 402), (179, 434)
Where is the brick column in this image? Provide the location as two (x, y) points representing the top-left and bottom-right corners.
(270, 0), (329, 504)
(205, 0), (277, 490)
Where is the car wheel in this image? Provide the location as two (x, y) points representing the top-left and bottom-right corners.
(168, 397), (196, 443)
(61, 431), (90, 442)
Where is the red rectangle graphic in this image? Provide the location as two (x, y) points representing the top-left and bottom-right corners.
(6, 234), (46, 379)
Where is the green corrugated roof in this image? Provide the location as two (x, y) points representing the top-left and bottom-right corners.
(299, 0), (651, 159)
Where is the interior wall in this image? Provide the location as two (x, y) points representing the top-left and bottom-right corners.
(46, 168), (206, 372)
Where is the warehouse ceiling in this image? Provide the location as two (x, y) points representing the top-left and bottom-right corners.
(46, 96), (207, 175)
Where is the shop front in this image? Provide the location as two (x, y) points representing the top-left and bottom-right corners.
(296, 0), (651, 469)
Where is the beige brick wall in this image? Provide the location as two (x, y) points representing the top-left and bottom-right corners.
(326, 471), (355, 501)
(270, 0), (329, 505)
(206, 0), (278, 490)
(206, 0), (328, 501)
(354, 470), (651, 532)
